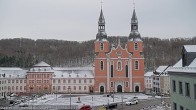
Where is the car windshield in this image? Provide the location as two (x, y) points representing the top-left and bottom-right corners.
(129, 99), (135, 102)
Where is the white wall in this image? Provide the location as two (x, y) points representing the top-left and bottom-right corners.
(52, 78), (94, 93)
(0, 78), (7, 99)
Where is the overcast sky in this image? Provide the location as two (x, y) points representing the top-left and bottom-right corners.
(0, 0), (196, 41)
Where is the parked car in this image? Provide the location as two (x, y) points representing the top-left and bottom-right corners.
(19, 103), (28, 107)
(104, 102), (117, 109)
(79, 105), (92, 110)
(125, 99), (138, 105)
(10, 93), (17, 97)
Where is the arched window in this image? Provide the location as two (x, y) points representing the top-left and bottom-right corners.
(135, 60), (139, 70)
(111, 65), (113, 77)
(117, 61), (122, 71)
(125, 65), (128, 77)
(100, 61), (104, 70)
(100, 42), (104, 50)
(134, 42), (138, 51)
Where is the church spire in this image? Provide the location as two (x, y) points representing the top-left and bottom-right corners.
(131, 9), (138, 32)
(96, 2), (107, 41)
(98, 9), (105, 25)
(128, 9), (141, 41)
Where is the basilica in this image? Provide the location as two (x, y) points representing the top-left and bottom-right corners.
(94, 8), (144, 93)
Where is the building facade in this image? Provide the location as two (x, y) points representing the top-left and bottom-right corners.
(26, 61), (53, 94)
(94, 9), (144, 93)
(153, 66), (170, 95)
(169, 69), (196, 110)
(168, 45), (196, 110)
(144, 72), (153, 94)
(0, 73), (6, 99)
(52, 68), (94, 94)
(0, 68), (27, 99)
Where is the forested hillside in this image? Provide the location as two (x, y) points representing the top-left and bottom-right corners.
(0, 36), (196, 71)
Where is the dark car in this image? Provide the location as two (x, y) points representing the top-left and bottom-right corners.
(104, 103), (117, 109)
(79, 105), (92, 110)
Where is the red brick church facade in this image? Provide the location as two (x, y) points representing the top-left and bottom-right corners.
(94, 9), (144, 93)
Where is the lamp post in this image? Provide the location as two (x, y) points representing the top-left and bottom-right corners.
(9, 87), (11, 100)
(68, 87), (71, 110)
(92, 96), (93, 110)
(56, 86), (57, 101)
(121, 93), (124, 110)
(113, 89), (114, 102)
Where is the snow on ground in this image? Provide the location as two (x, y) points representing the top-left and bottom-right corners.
(21, 93), (157, 108)
(151, 105), (171, 110)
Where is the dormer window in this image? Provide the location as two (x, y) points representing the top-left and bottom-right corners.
(134, 43), (138, 51)
(69, 74), (71, 77)
(61, 75), (63, 77)
(84, 74), (87, 77)
(17, 75), (19, 77)
(44, 69), (46, 71)
(9, 75), (11, 78)
(100, 42), (104, 50)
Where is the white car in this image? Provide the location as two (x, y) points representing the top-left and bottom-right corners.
(19, 103), (28, 107)
(125, 99), (138, 105)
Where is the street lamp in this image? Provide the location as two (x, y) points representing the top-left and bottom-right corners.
(68, 87), (71, 110)
(56, 86), (57, 101)
(113, 89), (114, 102)
(92, 96), (93, 110)
(121, 93), (124, 110)
(9, 87), (11, 100)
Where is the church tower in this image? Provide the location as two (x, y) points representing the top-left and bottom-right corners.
(94, 9), (109, 93)
(127, 9), (145, 92)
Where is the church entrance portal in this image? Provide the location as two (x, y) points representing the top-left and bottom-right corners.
(100, 86), (104, 93)
(135, 86), (139, 92)
(117, 85), (122, 93)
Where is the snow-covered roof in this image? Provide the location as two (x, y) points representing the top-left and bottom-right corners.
(53, 70), (94, 79)
(129, 38), (143, 42)
(189, 58), (196, 67)
(144, 72), (153, 77)
(173, 59), (182, 67)
(168, 67), (196, 73)
(33, 61), (51, 67)
(96, 38), (108, 42)
(28, 67), (54, 73)
(155, 66), (169, 73)
(0, 70), (28, 78)
(183, 45), (196, 52)
(0, 67), (23, 70)
(53, 67), (94, 71)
